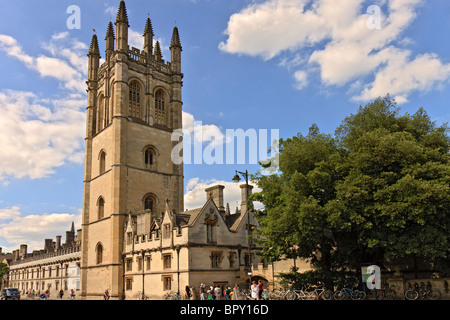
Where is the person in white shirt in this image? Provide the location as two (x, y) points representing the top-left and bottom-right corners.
(251, 281), (259, 300)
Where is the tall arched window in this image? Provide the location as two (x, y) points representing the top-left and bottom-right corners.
(99, 150), (106, 175)
(98, 197), (105, 220)
(143, 146), (157, 169)
(98, 94), (105, 132)
(96, 243), (103, 264)
(154, 89), (166, 125)
(143, 194), (156, 213)
(110, 83), (114, 124)
(129, 81), (141, 118)
(145, 148), (153, 166)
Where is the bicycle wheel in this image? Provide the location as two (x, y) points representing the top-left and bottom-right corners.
(285, 290), (296, 300)
(405, 289), (419, 300)
(273, 291), (283, 300)
(340, 291), (350, 300)
(426, 289), (440, 300)
(350, 291), (362, 300)
(374, 289), (385, 300)
(386, 290), (396, 300)
(334, 290), (344, 300)
(321, 290), (334, 300)
(357, 290), (366, 300)
(306, 291), (316, 300)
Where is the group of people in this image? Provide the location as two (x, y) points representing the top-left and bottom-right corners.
(22, 288), (76, 300)
(195, 280), (265, 300)
(250, 280), (265, 300)
(197, 283), (234, 300)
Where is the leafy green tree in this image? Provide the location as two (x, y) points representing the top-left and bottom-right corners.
(253, 95), (450, 288)
(0, 262), (9, 282)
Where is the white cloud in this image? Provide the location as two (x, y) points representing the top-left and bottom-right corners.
(0, 90), (85, 182)
(184, 178), (261, 210)
(354, 50), (450, 103)
(293, 70), (308, 90)
(129, 28), (170, 57)
(219, 0), (450, 103)
(0, 32), (87, 94)
(182, 111), (226, 147)
(0, 206), (21, 220)
(0, 34), (34, 65)
(0, 33), (87, 183)
(0, 208), (81, 252)
(104, 5), (116, 17)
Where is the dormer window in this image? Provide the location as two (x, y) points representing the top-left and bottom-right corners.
(206, 223), (216, 243)
(163, 224), (171, 238)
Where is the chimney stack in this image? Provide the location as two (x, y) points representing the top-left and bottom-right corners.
(19, 244), (27, 257)
(240, 183), (254, 214)
(44, 239), (53, 252)
(205, 185), (225, 212)
(56, 235), (62, 250)
(66, 222), (75, 245)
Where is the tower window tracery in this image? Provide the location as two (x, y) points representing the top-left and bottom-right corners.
(97, 197), (105, 220)
(128, 81), (141, 118)
(154, 89), (166, 125)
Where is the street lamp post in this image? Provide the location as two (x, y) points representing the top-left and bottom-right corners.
(232, 170), (253, 289)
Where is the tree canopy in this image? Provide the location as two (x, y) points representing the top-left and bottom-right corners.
(252, 95), (450, 288)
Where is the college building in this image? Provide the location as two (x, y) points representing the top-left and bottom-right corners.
(1, 0), (304, 299)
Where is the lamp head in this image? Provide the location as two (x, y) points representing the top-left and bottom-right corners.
(232, 171), (241, 183)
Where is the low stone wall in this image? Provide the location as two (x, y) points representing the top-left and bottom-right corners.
(387, 277), (450, 300)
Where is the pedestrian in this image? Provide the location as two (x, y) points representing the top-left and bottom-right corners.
(258, 280), (264, 300)
(214, 285), (221, 300)
(232, 283), (239, 300)
(59, 289), (64, 299)
(104, 289), (110, 300)
(251, 281), (259, 300)
(185, 285), (192, 300)
(225, 287), (231, 300)
(44, 289), (50, 300)
(70, 289), (76, 300)
(200, 283), (206, 300)
(208, 286), (215, 300)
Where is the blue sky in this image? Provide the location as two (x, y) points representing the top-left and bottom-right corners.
(0, 0), (449, 252)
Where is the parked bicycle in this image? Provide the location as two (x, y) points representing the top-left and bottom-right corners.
(163, 291), (181, 300)
(293, 288), (315, 300)
(267, 289), (296, 300)
(308, 287), (334, 300)
(404, 282), (440, 300)
(378, 283), (396, 300)
(334, 288), (366, 300)
(137, 291), (149, 300)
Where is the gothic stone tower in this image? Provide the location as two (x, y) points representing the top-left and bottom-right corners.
(80, 0), (184, 299)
